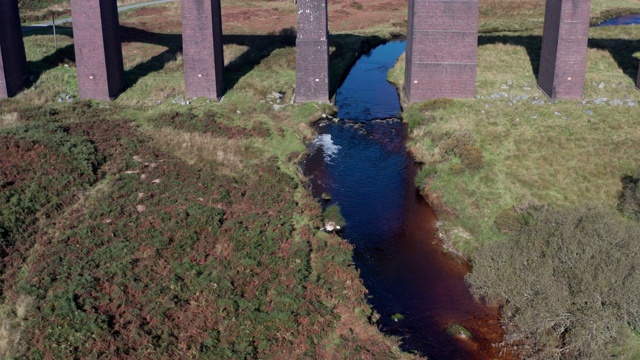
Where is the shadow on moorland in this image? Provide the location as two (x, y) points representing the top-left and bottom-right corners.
(479, 34), (639, 83)
(23, 25), (384, 98)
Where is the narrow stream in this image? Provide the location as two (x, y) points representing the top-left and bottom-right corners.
(303, 41), (509, 359)
(597, 14), (640, 26)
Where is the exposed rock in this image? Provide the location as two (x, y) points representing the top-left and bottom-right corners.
(610, 98), (623, 106)
(321, 220), (341, 232)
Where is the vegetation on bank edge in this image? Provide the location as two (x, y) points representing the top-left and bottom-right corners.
(467, 206), (640, 359)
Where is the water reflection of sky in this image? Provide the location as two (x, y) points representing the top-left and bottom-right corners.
(336, 41), (407, 121)
(596, 14), (640, 26)
(316, 121), (409, 247)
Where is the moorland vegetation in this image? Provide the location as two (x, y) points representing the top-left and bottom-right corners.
(3, 0), (640, 358)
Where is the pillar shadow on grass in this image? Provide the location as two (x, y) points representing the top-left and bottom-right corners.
(22, 26), (76, 87)
(120, 27), (385, 99)
(23, 25), (388, 100)
(479, 34), (639, 85)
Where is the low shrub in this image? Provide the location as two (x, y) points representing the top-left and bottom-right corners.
(414, 164), (437, 188)
(322, 203), (347, 229)
(0, 124), (102, 253)
(619, 167), (640, 222)
(457, 145), (484, 172)
(439, 131), (475, 156)
(467, 206), (640, 359)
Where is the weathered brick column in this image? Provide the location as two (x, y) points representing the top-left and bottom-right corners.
(295, 0), (329, 103)
(181, 0), (224, 99)
(405, 0), (478, 102)
(0, 0), (28, 98)
(538, 0), (591, 100)
(70, 0), (125, 100)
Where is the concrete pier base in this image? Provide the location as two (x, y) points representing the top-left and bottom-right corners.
(295, 0), (329, 103)
(181, 0), (225, 99)
(70, 0), (125, 100)
(538, 0), (591, 100)
(0, 1), (28, 98)
(405, 0), (479, 102)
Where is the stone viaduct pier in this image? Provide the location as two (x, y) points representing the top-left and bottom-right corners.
(1, 0), (639, 102)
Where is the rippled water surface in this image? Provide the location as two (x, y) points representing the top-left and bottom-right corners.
(303, 41), (509, 359)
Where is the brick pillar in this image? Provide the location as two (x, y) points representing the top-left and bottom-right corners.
(295, 0), (329, 103)
(538, 0), (591, 100)
(70, 0), (125, 100)
(405, 0), (478, 103)
(181, 0), (224, 99)
(0, 0), (28, 98)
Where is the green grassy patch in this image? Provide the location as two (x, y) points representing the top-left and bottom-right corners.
(398, 24), (640, 255)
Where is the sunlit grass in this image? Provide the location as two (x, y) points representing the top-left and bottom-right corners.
(396, 22), (640, 254)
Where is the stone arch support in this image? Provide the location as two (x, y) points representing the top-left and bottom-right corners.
(538, 0), (591, 99)
(405, 0), (479, 103)
(70, 0), (126, 100)
(295, 0), (329, 103)
(181, 0), (225, 99)
(0, 0), (28, 98)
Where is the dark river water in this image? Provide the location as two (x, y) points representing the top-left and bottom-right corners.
(597, 14), (640, 26)
(302, 41), (509, 359)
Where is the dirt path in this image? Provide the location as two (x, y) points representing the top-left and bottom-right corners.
(21, 0), (175, 33)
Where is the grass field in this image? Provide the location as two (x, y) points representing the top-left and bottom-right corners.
(395, 13), (640, 255)
(4, 0), (640, 358)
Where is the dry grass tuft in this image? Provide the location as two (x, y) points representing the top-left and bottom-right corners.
(224, 44), (250, 66)
(0, 295), (34, 358)
(0, 113), (21, 130)
(142, 126), (257, 175)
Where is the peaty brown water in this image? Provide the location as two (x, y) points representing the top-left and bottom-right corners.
(302, 41), (512, 359)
